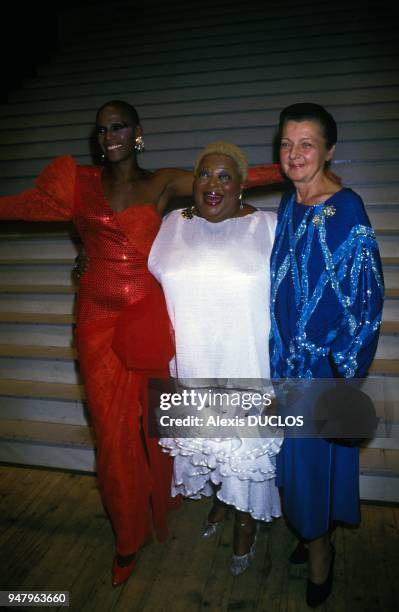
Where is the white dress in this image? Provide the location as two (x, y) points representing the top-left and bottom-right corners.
(148, 209), (282, 521)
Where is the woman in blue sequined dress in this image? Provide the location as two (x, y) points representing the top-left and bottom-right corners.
(269, 103), (384, 607)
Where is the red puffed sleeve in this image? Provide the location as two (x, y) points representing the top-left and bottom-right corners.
(245, 163), (285, 188)
(0, 156), (76, 221)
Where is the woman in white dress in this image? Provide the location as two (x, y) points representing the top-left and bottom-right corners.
(148, 141), (282, 575)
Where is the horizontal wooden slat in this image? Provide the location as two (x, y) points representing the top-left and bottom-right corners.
(375, 334), (399, 359)
(383, 312), (399, 328)
(0, 312), (74, 324)
(0, 323), (73, 347)
(0, 345), (76, 360)
(0, 226), (77, 240)
(0, 378), (84, 401)
(360, 448), (399, 475)
(0, 258), (74, 265)
(0, 395), (87, 427)
(381, 321), (399, 334)
(0, 356), (80, 384)
(0, 285), (75, 294)
(383, 258), (399, 266)
(0, 418), (92, 446)
(376, 228), (399, 237)
(0, 273), (75, 293)
(369, 359), (399, 375)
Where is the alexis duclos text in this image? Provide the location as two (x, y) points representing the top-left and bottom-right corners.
(158, 389), (304, 428)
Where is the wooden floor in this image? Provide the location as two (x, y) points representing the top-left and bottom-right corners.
(0, 465), (398, 612)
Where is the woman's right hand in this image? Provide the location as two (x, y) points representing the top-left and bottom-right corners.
(73, 245), (89, 280)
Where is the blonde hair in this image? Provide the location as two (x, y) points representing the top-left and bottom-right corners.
(194, 141), (248, 183)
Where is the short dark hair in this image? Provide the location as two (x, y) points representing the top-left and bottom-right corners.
(279, 102), (337, 149)
(96, 100), (140, 127)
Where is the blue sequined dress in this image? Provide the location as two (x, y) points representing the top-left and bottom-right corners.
(270, 188), (384, 540)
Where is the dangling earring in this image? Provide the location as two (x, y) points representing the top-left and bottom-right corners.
(134, 135), (145, 153)
(100, 152), (105, 160)
(239, 193), (244, 210)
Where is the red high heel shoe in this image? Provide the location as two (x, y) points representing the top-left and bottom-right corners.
(112, 555), (136, 587)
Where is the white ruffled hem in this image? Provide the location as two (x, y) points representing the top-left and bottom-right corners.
(160, 437), (283, 522)
(169, 454), (282, 522)
(160, 436), (282, 481)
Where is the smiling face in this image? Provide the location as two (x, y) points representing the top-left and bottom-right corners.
(96, 104), (139, 163)
(193, 154), (243, 222)
(279, 119), (335, 186)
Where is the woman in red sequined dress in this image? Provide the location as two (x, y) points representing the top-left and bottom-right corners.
(0, 100), (283, 585)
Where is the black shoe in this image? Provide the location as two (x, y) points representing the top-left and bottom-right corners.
(290, 541), (309, 564)
(306, 544), (335, 608)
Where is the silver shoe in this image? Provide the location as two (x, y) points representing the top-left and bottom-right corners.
(230, 532), (257, 576)
(201, 520), (223, 539)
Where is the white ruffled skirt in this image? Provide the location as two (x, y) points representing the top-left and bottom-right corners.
(160, 435), (282, 522)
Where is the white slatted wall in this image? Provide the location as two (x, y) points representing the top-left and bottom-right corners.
(0, 0), (398, 499)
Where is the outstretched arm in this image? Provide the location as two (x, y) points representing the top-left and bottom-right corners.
(245, 164), (342, 188)
(0, 156), (76, 222)
(155, 168), (193, 214)
(245, 163), (285, 188)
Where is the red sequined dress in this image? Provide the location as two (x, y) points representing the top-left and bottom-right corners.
(0, 156), (177, 555)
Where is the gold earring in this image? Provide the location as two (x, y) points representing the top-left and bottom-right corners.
(134, 135), (145, 153)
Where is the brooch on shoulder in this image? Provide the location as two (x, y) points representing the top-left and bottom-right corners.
(181, 206), (196, 220)
(312, 204), (336, 226)
(324, 204), (336, 217)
